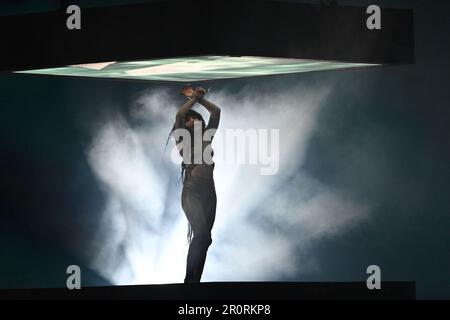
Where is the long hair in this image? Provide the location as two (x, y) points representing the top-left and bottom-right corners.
(165, 109), (206, 244)
(165, 109), (206, 151)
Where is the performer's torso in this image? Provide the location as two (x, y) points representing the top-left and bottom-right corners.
(179, 133), (215, 179)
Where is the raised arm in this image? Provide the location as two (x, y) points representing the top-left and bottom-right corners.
(175, 87), (221, 130)
(199, 98), (221, 130)
(175, 97), (197, 130)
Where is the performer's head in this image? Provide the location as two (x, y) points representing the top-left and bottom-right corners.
(185, 109), (205, 131)
(165, 109), (206, 151)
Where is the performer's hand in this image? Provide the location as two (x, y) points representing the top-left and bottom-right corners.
(192, 87), (206, 101)
(181, 85), (194, 99)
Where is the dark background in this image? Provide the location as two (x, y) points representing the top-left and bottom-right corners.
(0, 0), (449, 298)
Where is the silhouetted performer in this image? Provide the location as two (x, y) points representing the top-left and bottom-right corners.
(168, 87), (221, 283)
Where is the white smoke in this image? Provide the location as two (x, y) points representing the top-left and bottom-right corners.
(86, 83), (370, 284)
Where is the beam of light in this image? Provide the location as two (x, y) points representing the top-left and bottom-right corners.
(86, 84), (371, 285)
(15, 56), (378, 82)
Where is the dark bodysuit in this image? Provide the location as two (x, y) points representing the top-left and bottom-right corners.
(175, 101), (220, 283)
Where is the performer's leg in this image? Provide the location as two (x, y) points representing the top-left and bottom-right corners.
(185, 231), (212, 282)
(190, 187), (216, 282)
(182, 180), (217, 283)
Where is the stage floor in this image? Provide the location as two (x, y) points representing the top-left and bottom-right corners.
(0, 282), (415, 300)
